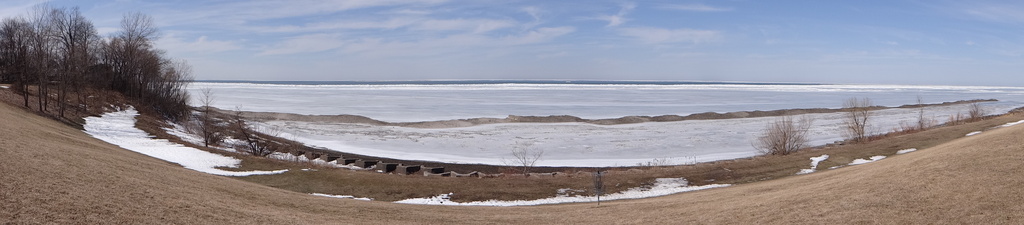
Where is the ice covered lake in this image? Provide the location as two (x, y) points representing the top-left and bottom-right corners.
(188, 81), (1024, 167)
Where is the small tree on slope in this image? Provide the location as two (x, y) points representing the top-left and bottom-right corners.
(843, 97), (873, 142)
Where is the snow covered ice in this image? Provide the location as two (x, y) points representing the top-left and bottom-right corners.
(190, 82), (1024, 122)
(84, 108), (287, 176)
(261, 103), (1013, 167)
(190, 82), (1024, 167)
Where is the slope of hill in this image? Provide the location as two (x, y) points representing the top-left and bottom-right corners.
(2, 101), (1022, 224)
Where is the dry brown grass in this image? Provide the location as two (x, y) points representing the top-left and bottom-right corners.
(5, 97), (1024, 224)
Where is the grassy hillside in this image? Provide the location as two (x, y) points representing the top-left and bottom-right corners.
(2, 101), (1023, 224)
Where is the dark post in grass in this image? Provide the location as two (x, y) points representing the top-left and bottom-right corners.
(594, 168), (604, 205)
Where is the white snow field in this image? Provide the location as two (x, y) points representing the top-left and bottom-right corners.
(190, 82), (1024, 167)
(84, 109), (288, 176)
(394, 178), (729, 206)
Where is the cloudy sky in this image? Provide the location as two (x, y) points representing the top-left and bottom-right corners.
(3, 0), (1024, 85)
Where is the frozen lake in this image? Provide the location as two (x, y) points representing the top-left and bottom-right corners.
(188, 81), (1024, 166)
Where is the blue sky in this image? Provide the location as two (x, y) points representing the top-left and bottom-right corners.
(3, 0), (1024, 85)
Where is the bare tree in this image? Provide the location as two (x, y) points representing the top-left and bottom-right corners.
(0, 17), (33, 107)
(3, 7), (193, 122)
(503, 141), (544, 174)
(231, 107), (279, 157)
(48, 6), (99, 117)
(916, 96), (926, 130)
(967, 103), (985, 122)
(27, 5), (56, 112)
(843, 97), (873, 142)
(192, 88), (224, 147)
(753, 116), (813, 155)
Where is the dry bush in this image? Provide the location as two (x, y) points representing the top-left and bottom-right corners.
(947, 112), (967, 125)
(968, 103), (985, 122)
(502, 141), (543, 174)
(915, 96), (931, 130)
(636, 158), (673, 167)
(753, 116), (813, 156)
(843, 97), (873, 142)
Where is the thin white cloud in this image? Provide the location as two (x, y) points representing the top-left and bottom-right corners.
(505, 26), (575, 44)
(340, 26), (574, 58)
(962, 4), (1024, 24)
(660, 3), (733, 12)
(413, 19), (517, 33)
(95, 26), (120, 36)
(537, 51), (568, 59)
(386, 9), (433, 15)
(158, 35), (242, 54)
(254, 17), (516, 34)
(256, 18), (418, 33)
(523, 6), (542, 21)
(0, 0), (49, 17)
(151, 0), (449, 28)
(258, 33), (345, 56)
(617, 27), (720, 44)
(521, 6), (544, 29)
(598, 2), (636, 27)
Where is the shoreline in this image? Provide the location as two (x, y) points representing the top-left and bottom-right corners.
(227, 99), (998, 129)
(215, 98), (1023, 173)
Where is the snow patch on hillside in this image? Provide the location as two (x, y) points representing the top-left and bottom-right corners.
(394, 178), (729, 206)
(796, 154), (829, 175)
(896, 148), (917, 154)
(84, 109), (287, 176)
(849, 156), (886, 165)
(310, 193), (372, 201)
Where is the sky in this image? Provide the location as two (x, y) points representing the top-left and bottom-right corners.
(2, 0), (1024, 86)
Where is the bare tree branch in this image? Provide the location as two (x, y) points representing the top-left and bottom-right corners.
(843, 97), (872, 142)
(503, 141), (544, 174)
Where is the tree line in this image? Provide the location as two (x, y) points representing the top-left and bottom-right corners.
(0, 5), (192, 121)
(754, 97), (988, 156)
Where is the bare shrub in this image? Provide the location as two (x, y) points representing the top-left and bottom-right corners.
(948, 112), (966, 126)
(502, 141), (543, 174)
(895, 97), (935, 134)
(916, 96), (928, 130)
(753, 116), (813, 155)
(967, 103), (985, 122)
(637, 158), (672, 167)
(843, 97), (873, 142)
